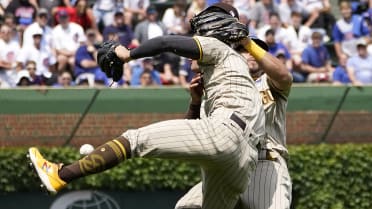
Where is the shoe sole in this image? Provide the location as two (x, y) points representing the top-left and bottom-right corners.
(27, 148), (57, 194)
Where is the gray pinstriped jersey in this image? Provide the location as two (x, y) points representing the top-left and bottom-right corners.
(254, 74), (290, 154)
(195, 36), (265, 139)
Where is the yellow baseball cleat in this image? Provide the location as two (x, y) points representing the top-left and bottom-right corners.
(27, 147), (66, 194)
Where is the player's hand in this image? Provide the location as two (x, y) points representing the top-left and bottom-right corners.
(189, 73), (203, 105)
(115, 45), (131, 63)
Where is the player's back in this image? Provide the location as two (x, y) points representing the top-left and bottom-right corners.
(194, 36), (265, 138)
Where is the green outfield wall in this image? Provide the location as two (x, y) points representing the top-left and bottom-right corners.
(0, 86), (372, 147)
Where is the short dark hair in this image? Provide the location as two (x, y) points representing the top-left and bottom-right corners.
(265, 28), (275, 36)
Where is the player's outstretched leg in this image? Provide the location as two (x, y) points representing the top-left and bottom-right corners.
(28, 136), (131, 194)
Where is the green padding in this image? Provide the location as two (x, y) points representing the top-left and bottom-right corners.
(0, 86), (371, 114)
(342, 86), (372, 111)
(287, 86), (348, 111)
(90, 88), (190, 113)
(0, 89), (97, 114)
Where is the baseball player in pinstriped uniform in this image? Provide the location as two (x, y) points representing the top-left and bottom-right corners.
(237, 40), (293, 209)
(183, 38), (292, 209)
(28, 3), (266, 209)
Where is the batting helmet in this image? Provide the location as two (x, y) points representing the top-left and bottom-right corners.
(190, 3), (249, 44)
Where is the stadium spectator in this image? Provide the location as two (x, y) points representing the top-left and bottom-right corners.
(73, 0), (98, 31)
(179, 59), (196, 88)
(300, 31), (334, 83)
(186, 0), (207, 32)
(92, 0), (121, 31)
(346, 39), (372, 85)
(52, 9), (85, 73)
(5, 0), (37, 29)
(332, 55), (351, 85)
(23, 8), (53, 48)
(0, 24), (20, 88)
(286, 11), (312, 72)
(257, 12), (289, 46)
(161, 0), (187, 35)
(130, 58), (161, 87)
(15, 69), (33, 86)
(15, 60), (44, 86)
(249, 0), (279, 29)
(38, 0), (71, 24)
(53, 70), (75, 87)
(139, 71), (155, 87)
(2, 13), (20, 42)
(74, 29), (109, 87)
(134, 5), (167, 44)
(265, 29), (292, 72)
(233, 0), (256, 17)
(24, 60), (44, 85)
(278, 0), (306, 26)
(332, 0), (370, 61)
(135, 5), (180, 85)
(16, 27), (56, 84)
(124, 0), (150, 27)
(51, 1), (76, 26)
(103, 11), (138, 48)
(301, 0), (335, 40)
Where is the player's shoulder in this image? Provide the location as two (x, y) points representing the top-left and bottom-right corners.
(193, 36), (227, 47)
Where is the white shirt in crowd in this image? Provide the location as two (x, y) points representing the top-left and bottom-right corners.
(124, 0), (150, 11)
(52, 22), (85, 52)
(162, 8), (184, 34)
(16, 44), (56, 78)
(0, 39), (20, 87)
(147, 23), (164, 40)
(23, 23), (53, 49)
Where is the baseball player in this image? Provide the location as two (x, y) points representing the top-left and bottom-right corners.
(184, 38), (293, 209)
(28, 3), (265, 209)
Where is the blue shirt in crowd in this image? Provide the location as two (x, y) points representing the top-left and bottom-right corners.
(103, 25), (134, 48)
(130, 65), (162, 86)
(301, 45), (330, 68)
(75, 45), (108, 84)
(268, 43), (291, 60)
(333, 65), (351, 84)
(332, 15), (370, 42)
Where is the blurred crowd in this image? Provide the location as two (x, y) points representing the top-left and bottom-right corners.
(0, 0), (371, 88)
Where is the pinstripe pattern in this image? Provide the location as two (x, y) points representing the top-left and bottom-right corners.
(122, 36), (265, 209)
(238, 75), (292, 209)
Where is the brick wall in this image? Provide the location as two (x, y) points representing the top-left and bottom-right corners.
(1, 112), (371, 147)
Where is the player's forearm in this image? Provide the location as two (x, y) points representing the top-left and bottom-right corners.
(129, 35), (201, 60)
(242, 38), (292, 89)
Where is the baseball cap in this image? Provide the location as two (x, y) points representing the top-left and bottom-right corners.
(31, 27), (43, 37)
(37, 8), (48, 16)
(58, 10), (69, 19)
(146, 6), (157, 14)
(16, 70), (33, 85)
(275, 49), (286, 58)
(205, 3), (239, 19)
(356, 39), (367, 47)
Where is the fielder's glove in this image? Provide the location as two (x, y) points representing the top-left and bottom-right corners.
(97, 41), (124, 82)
